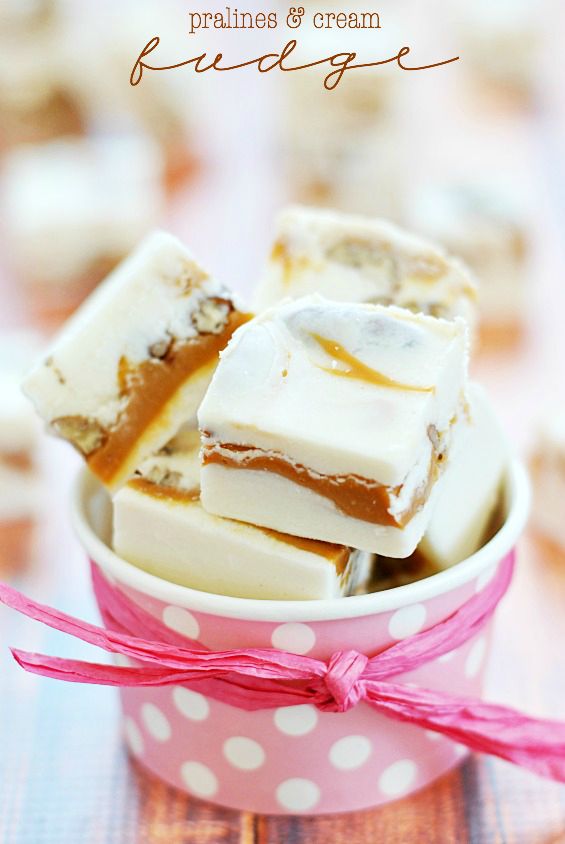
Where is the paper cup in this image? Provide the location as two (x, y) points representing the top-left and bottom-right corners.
(72, 460), (529, 815)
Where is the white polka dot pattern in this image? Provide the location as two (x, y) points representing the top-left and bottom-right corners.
(141, 703), (171, 742)
(379, 760), (418, 797)
(274, 705), (318, 736)
(115, 553), (498, 813)
(475, 565), (497, 593)
(180, 761), (218, 798)
(162, 606), (200, 640)
(438, 649), (456, 663)
(276, 778), (321, 812)
(124, 717), (144, 757)
(465, 637), (487, 679)
(223, 736), (265, 771)
(388, 604), (427, 640)
(271, 622), (316, 654)
(173, 687), (210, 722)
(329, 735), (372, 770)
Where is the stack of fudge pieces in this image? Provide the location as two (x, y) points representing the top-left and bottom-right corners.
(455, 0), (539, 106)
(23, 209), (508, 600)
(407, 183), (530, 339)
(0, 0), (194, 190)
(281, 22), (403, 219)
(0, 0), (85, 151)
(0, 0), (195, 325)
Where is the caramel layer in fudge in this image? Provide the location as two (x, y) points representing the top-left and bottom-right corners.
(114, 431), (372, 600)
(202, 429), (449, 530)
(199, 296), (469, 557)
(23, 232), (250, 491)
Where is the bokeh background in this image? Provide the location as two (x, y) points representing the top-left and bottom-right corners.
(0, 1), (564, 841)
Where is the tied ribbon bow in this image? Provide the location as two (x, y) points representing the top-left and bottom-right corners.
(2, 552), (565, 783)
(314, 651), (369, 712)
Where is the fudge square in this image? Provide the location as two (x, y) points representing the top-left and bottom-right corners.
(419, 383), (508, 569)
(1, 135), (166, 318)
(113, 430), (372, 600)
(199, 296), (469, 557)
(254, 206), (478, 329)
(23, 231), (249, 491)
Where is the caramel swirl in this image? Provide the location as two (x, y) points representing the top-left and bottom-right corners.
(310, 333), (435, 393)
(271, 239), (311, 287)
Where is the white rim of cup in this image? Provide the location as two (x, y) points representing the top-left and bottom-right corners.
(71, 459), (530, 623)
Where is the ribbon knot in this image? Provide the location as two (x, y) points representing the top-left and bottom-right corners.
(5, 552), (565, 785)
(319, 650), (369, 713)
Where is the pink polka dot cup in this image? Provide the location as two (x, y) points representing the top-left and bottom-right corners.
(72, 460), (529, 815)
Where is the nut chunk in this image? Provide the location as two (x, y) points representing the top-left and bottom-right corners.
(113, 430), (373, 600)
(254, 206), (478, 330)
(199, 296), (469, 557)
(408, 184), (528, 333)
(23, 231), (249, 491)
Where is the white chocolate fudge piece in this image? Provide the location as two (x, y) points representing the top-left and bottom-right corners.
(1, 136), (165, 300)
(283, 19), (396, 147)
(530, 416), (565, 551)
(408, 184), (529, 328)
(284, 23), (395, 141)
(66, 0), (195, 189)
(113, 430), (373, 600)
(23, 232), (249, 492)
(0, 17), (84, 149)
(0, 0), (54, 32)
(457, 0), (539, 101)
(254, 207), (478, 329)
(282, 20), (402, 217)
(284, 125), (402, 221)
(0, 333), (43, 522)
(419, 384), (508, 569)
(199, 296), (469, 556)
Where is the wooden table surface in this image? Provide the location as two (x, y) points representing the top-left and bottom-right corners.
(1, 2), (565, 841)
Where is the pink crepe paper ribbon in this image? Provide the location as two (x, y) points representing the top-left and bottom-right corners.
(2, 552), (565, 783)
